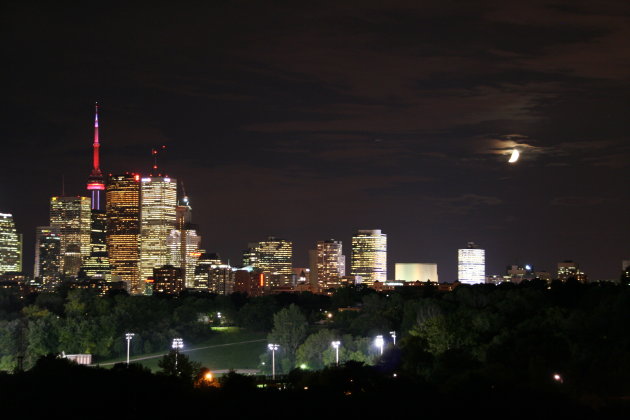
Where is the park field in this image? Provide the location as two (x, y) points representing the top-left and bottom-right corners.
(97, 328), (267, 373)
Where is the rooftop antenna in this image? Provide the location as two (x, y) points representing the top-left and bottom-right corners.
(151, 145), (167, 176)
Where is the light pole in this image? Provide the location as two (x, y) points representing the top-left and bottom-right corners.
(375, 335), (384, 355)
(172, 338), (184, 373)
(125, 333), (135, 365)
(268, 343), (279, 379)
(390, 331), (396, 346)
(331, 341), (341, 365)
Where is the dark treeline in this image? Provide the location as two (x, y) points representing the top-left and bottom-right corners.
(0, 280), (629, 415)
(0, 287), (329, 369)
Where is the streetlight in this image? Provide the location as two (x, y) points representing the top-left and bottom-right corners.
(375, 335), (384, 355)
(172, 338), (184, 373)
(125, 333), (135, 365)
(553, 373), (563, 384)
(268, 343), (279, 379)
(390, 331), (396, 346)
(331, 340), (341, 365)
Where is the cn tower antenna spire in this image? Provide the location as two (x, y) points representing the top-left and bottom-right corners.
(93, 102), (101, 172)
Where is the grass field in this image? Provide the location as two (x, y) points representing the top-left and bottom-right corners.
(98, 328), (267, 373)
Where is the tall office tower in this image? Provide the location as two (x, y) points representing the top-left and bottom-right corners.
(351, 229), (387, 285)
(82, 210), (111, 281)
(311, 239), (346, 290)
(0, 213), (22, 274)
(86, 104), (105, 211)
(50, 197), (92, 276)
(139, 176), (177, 285)
(167, 196), (201, 288)
(557, 260), (587, 282)
(34, 227), (61, 287)
(106, 173), (141, 293)
(395, 263), (438, 283)
(249, 236), (292, 287)
(458, 242), (485, 285)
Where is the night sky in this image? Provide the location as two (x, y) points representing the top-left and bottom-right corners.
(2, 1), (629, 281)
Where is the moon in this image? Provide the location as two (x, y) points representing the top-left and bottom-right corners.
(508, 149), (520, 163)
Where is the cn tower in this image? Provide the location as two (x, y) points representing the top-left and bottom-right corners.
(86, 103), (105, 210)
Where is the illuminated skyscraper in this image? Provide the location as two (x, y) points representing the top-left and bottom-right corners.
(311, 239), (345, 290)
(34, 226), (61, 285)
(0, 213), (22, 274)
(106, 173), (141, 293)
(139, 176), (177, 285)
(167, 196), (201, 288)
(50, 197), (92, 276)
(351, 229), (387, 285)
(249, 236), (292, 287)
(458, 242), (485, 285)
(82, 210), (111, 281)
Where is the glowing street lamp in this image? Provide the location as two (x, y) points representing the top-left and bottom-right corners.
(172, 338), (184, 372)
(375, 335), (384, 355)
(553, 373), (563, 384)
(331, 340), (341, 365)
(268, 343), (279, 379)
(390, 331), (396, 346)
(125, 333), (135, 365)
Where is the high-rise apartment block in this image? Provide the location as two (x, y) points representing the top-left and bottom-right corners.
(351, 229), (387, 285)
(106, 173), (141, 293)
(139, 176), (177, 285)
(50, 197), (92, 276)
(152, 264), (183, 295)
(311, 239), (346, 290)
(458, 242), (485, 285)
(0, 213), (22, 274)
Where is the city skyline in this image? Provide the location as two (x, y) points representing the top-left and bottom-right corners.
(1, 2), (628, 281)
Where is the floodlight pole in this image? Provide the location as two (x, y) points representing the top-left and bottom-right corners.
(125, 333), (135, 365)
(268, 343), (279, 379)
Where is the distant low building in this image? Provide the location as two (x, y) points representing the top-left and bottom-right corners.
(395, 263), (438, 283)
(557, 260), (587, 283)
(152, 264), (183, 295)
(63, 354), (92, 365)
